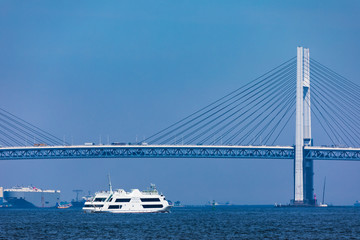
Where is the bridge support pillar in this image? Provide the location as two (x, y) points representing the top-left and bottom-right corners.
(303, 158), (315, 205)
(293, 47), (314, 206)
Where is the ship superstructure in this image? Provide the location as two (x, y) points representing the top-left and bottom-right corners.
(83, 181), (171, 213)
(3, 186), (60, 208)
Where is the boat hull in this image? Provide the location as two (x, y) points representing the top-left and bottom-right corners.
(4, 189), (60, 208)
(83, 206), (172, 213)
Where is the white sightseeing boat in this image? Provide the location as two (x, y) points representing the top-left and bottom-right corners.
(83, 177), (171, 213)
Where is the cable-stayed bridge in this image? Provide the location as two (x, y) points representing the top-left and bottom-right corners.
(1, 47), (360, 206)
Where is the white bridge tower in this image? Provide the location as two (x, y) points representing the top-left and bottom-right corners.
(293, 47), (314, 205)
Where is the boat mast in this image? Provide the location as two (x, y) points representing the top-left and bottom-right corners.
(108, 174), (113, 193)
(322, 177), (326, 204)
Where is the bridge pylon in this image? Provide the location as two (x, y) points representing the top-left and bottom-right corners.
(292, 47), (315, 206)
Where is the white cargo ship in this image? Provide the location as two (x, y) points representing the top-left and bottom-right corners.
(2, 186), (60, 208)
(83, 179), (171, 213)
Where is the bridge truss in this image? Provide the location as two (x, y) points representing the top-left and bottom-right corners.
(1, 145), (360, 161)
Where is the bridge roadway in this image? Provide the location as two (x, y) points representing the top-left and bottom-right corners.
(1, 145), (360, 161)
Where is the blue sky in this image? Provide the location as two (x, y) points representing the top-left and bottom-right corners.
(1, 0), (360, 204)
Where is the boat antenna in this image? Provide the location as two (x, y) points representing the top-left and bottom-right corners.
(322, 176), (326, 205)
(108, 173), (113, 193)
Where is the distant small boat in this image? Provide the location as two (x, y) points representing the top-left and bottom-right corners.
(173, 201), (184, 207)
(57, 203), (72, 209)
(354, 201), (360, 207)
(206, 200), (231, 206)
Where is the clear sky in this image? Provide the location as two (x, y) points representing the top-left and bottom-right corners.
(1, 0), (360, 205)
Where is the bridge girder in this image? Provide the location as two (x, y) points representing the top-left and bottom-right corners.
(0, 145), (295, 160)
(1, 145), (360, 161)
(305, 147), (360, 161)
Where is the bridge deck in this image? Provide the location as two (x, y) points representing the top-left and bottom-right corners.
(1, 145), (360, 161)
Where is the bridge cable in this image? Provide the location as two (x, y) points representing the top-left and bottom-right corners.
(262, 97), (295, 145)
(157, 60), (296, 144)
(0, 116), (61, 146)
(302, 94), (336, 146)
(234, 81), (296, 145)
(0, 136), (13, 146)
(252, 95), (296, 145)
(0, 108), (68, 146)
(226, 79), (295, 145)
(310, 93), (351, 146)
(312, 58), (360, 93)
(248, 87), (296, 145)
(311, 86), (360, 146)
(311, 74), (360, 144)
(311, 65), (360, 145)
(185, 69), (296, 145)
(0, 128), (24, 146)
(222, 76), (295, 145)
(193, 68), (297, 144)
(157, 62), (297, 145)
(270, 108), (296, 145)
(222, 76), (296, 145)
(145, 57), (296, 144)
(311, 62), (360, 111)
(311, 65), (360, 119)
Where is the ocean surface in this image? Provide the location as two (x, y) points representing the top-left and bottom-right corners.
(1, 206), (360, 239)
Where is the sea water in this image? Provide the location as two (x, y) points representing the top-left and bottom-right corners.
(1, 206), (360, 239)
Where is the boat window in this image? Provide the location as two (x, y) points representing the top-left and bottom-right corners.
(84, 205), (93, 208)
(94, 205), (103, 208)
(142, 204), (163, 208)
(108, 205), (122, 209)
(115, 198), (131, 202)
(141, 198), (160, 202)
(94, 198), (107, 202)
